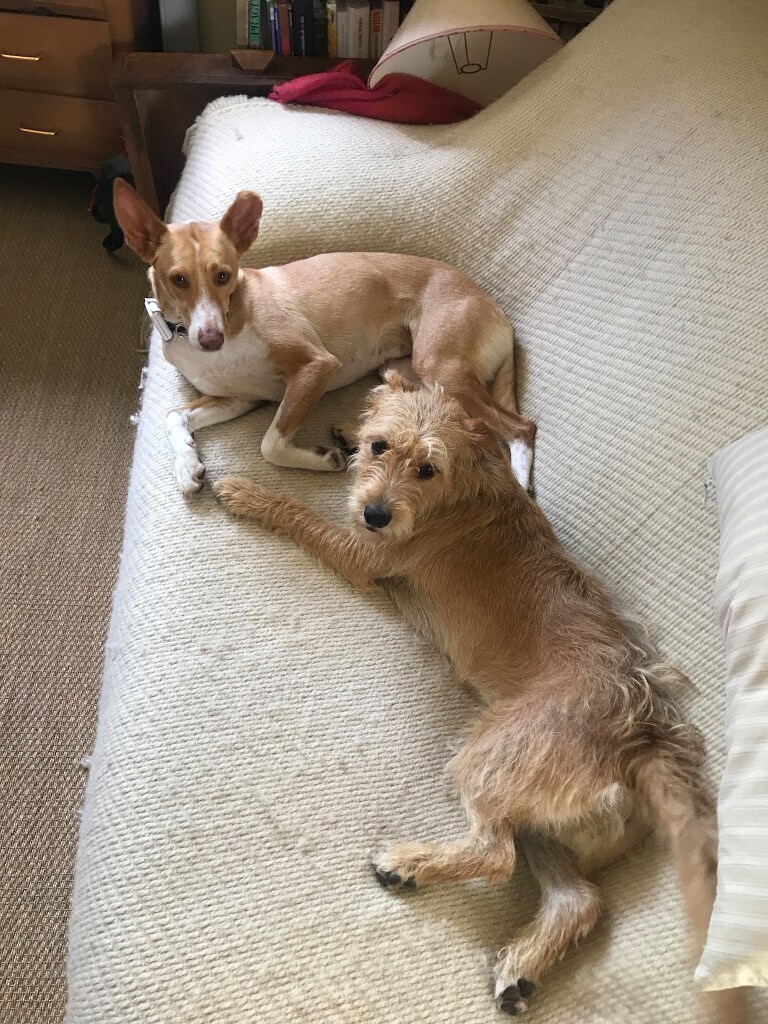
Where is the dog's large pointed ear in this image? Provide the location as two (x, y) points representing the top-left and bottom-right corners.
(112, 179), (167, 262)
(464, 418), (506, 461)
(381, 368), (418, 392)
(220, 191), (263, 254)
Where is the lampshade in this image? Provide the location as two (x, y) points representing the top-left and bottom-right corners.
(368, 0), (563, 106)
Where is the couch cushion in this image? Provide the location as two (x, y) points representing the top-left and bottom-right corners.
(68, 0), (768, 1021)
(696, 428), (768, 991)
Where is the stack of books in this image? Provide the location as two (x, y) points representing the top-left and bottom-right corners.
(239, 0), (416, 59)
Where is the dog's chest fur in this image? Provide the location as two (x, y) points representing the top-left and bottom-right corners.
(163, 326), (285, 401)
(164, 321), (409, 403)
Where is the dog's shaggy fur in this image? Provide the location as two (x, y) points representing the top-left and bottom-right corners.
(215, 375), (747, 1021)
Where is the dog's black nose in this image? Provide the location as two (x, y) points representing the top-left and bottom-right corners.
(363, 504), (392, 529)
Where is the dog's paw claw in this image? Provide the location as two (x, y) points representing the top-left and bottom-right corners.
(174, 453), (206, 496)
(372, 865), (416, 891)
(496, 980), (535, 1016)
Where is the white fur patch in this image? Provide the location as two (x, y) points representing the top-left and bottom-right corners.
(508, 440), (533, 490)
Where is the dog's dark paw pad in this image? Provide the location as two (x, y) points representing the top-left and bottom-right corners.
(372, 865), (416, 891)
(496, 980), (534, 1016)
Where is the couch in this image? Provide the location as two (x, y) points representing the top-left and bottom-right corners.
(68, 0), (768, 1020)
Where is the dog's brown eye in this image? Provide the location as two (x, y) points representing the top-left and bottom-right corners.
(171, 274), (188, 288)
(371, 440), (388, 455)
(215, 270), (231, 286)
(418, 463), (435, 479)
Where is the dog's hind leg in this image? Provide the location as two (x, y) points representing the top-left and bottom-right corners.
(490, 355), (536, 494)
(373, 823), (517, 889)
(494, 832), (602, 1016)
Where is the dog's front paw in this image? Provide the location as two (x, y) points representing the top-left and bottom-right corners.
(174, 450), (206, 495)
(314, 445), (347, 471)
(371, 864), (417, 892)
(495, 979), (535, 1017)
(214, 476), (276, 520)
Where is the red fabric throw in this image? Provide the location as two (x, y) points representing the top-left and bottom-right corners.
(269, 60), (481, 125)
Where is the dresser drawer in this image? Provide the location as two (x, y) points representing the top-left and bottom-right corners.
(0, 0), (106, 20)
(0, 13), (113, 99)
(0, 88), (120, 169)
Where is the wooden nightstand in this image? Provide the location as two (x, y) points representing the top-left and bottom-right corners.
(0, 0), (158, 173)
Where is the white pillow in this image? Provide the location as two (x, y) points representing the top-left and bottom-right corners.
(696, 426), (768, 990)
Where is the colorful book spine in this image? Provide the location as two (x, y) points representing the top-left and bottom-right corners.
(268, 0), (279, 51)
(369, 0), (382, 58)
(347, 0), (369, 57)
(381, 0), (399, 49)
(277, 0), (293, 55)
(248, 0), (262, 45)
(326, 0), (337, 56)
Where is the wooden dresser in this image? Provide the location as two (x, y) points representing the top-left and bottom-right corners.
(0, 0), (157, 173)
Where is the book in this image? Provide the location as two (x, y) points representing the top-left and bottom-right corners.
(348, 0), (370, 58)
(277, 0), (293, 55)
(292, 0), (313, 54)
(236, 0), (248, 46)
(336, 0), (349, 58)
(248, 0), (264, 45)
(268, 0), (280, 51)
(381, 0), (399, 49)
(370, 0), (383, 59)
(326, 0), (338, 56)
(312, 0), (328, 57)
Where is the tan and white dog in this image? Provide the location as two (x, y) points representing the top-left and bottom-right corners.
(113, 180), (535, 496)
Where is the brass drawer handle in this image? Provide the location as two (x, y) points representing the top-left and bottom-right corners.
(18, 123), (58, 137)
(1, 52), (41, 62)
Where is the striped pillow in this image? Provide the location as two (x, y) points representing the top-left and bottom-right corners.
(696, 426), (768, 990)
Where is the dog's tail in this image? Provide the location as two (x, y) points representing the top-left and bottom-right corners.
(632, 734), (751, 1022)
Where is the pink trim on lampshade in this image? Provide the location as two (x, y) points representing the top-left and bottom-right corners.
(368, 23), (563, 87)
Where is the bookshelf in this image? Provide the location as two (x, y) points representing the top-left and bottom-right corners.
(112, 3), (607, 213)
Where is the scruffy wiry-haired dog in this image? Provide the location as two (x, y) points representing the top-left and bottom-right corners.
(215, 374), (746, 1021)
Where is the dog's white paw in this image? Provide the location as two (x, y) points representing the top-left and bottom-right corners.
(174, 450), (206, 495)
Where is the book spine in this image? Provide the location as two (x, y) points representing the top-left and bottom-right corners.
(268, 0), (279, 50)
(312, 0), (328, 57)
(381, 0), (398, 49)
(292, 0), (313, 55)
(369, 0), (382, 59)
(348, 1), (369, 59)
(337, 1), (349, 58)
(326, 0), (338, 57)
(236, 0), (248, 46)
(248, 0), (262, 45)
(277, 0), (293, 56)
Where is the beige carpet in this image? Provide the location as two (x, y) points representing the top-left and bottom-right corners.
(0, 164), (145, 1024)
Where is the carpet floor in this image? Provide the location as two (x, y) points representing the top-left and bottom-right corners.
(0, 164), (146, 1024)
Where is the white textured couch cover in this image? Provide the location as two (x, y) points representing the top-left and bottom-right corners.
(69, 1), (768, 1021)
